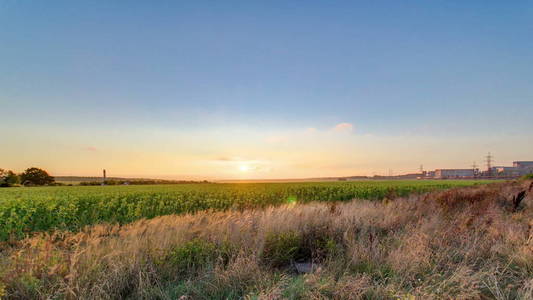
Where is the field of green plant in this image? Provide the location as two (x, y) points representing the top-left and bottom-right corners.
(0, 180), (491, 241)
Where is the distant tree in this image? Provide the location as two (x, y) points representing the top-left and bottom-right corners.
(0, 169), (19, 187)
(4, 170), (20, 185)
(0, 168), (6, 187)
(20, 167), (55, 186)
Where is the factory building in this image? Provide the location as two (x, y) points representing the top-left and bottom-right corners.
(491, 166), (523, 177)
(488, 161), (533, 177)
(513, 161), (533, 169)
(425, 158), (533, 179)
(434, 169), (475, 179)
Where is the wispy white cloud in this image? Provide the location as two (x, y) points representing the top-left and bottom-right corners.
(332, 122), (354, 132)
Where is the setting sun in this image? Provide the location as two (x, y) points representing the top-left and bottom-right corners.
(239, 165), (250, 172)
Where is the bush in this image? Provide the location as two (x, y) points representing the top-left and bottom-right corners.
(262, 231), (302, 267)
(262, 230), (340, 268)
(300, 228), (340, 261)
(163, 239), (218, 276)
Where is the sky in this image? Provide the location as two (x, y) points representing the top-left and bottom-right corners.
(1, 1), (533, 179)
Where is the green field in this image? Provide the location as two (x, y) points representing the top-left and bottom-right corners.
(0, 180), (491, 241)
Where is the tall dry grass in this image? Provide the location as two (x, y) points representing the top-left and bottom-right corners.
(1, 180), (532, 299)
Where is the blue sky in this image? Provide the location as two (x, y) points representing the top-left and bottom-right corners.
(1, 1), (532, 179)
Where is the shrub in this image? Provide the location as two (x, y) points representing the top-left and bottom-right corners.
(261, 229), (340, 270)
(432, 188), (495, 213)
(300, 228), (341, 261)
(262, 231), (302, 267)
(163, 239), (218, 276)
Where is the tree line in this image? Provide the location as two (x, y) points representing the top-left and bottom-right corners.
(0, 167), (55, 187)
(79, 179), (210, 186)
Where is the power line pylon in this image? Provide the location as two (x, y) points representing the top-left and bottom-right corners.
(472, 161), (477, 177)
(486, 152), (493, 177)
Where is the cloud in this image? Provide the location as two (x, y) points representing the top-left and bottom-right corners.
(332, 123), (354, 132)
(85, 146), (98, 152)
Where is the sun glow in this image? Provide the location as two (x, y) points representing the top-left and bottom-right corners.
(239, 165), (250, 172)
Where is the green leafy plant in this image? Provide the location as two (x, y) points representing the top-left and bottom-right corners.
(0, 180), (491, 241)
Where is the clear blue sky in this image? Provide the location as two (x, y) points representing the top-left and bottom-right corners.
(1, 1), (532, 179)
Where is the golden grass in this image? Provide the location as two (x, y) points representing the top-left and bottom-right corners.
(1, 180), (532, 299)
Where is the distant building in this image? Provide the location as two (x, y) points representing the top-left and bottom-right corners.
(484, 161), (533, 177)
(425, 158), (533, 179)
(490, 166), (517, 177)
(486, 162), (533, 177)
(514, 161), (533, 176)
(493, 166), (516, 173)
(435, 169), (474, 179)
(513, 161), (533, 169)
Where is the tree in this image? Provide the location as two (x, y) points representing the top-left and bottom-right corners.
(4, 170), (20, 185)
(20, 167), (54, 186)
(0, 169), (6, 187)
(0, 169), (19, 187)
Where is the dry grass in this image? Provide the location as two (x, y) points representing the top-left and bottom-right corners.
(1, 180), (532, 299)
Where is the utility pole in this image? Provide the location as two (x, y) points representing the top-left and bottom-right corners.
(486, 152), (493, 177)
(102, 169), (106, 185)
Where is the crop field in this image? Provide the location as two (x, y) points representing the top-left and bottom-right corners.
(1, 179), (530, 299)
(0, 180), (491, 241)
